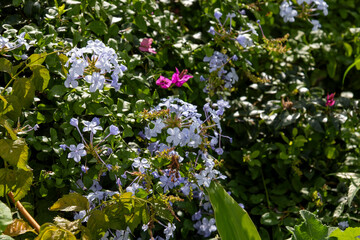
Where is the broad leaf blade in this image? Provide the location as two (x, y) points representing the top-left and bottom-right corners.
(206, 181), (261, 240)
(292, 210), (330, 240)
(3, 219), (36, 236)
(329, 227), (360, 239)
(0, 138), (30, 171)
(0, 201), (13, 233)
(0, 169), (33, 201)
(49, 192), (89, 212)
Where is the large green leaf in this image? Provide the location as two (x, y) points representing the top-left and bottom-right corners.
(30, 65), (50, 91)
(87, 210), (109, 239)
(289, 210), (335, 240)
(88, 21), (108, 36)
(0, 169), (33, 201)
(12, 77), (35, 109)
(35, 223), (76, 240)
(206, 181), (261, 240)
(329, 227), (360, 239)
(0, 201), (13, 233)
(0, 138), (30, 171)
(0, 58), (13, 75)
(28, 53), (47, 67)
(49, 193), (89, 212)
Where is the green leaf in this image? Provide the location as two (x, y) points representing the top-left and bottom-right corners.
(88, 21), (108, 36)
(28, 53), (47, 67)
(261, 212), (280, 226)
(49, 192), (89, 212)
(35, 223), (77, 240)
(329, 227), (360, 239)
(347, 179), (360, 207)
(327, 60), (337, 79)
(342, 58), (360, 87)
(291, 210), (333, 240)
(0, 58), (13, 75)
(0, 138), (30, 171)
(344, 42), (353, 57)
(87, 210), (109, 239)
(0, 117), (17, 140)
(12, 77), (35, 108)
(153, 198), (174, 222)
(30, 65), (50, 91)
(0, 201), (13, 233)
(135, 15), (148, 32)
(4, 95), (21, 121)
(182, 82), (193, 93)
(206, 181), (261, 240)
(0, 169), (33, 201)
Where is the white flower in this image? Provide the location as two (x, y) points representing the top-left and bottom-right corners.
(280, 1), (298, 22)
(83, 117), (103, 134)
(164, 223), (176, 240)
(132, 158), (150, 173)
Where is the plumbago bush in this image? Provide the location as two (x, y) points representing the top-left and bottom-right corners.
(1, 0), (360, 239)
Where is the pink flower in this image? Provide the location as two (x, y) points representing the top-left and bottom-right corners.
(171, 68), (193, 87)
(139, 38), (157, 54)
(326, 92), (335, 107)
(156, 76), (172, 89)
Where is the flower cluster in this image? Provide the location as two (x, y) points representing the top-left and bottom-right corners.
(156, 68), (193, 89)
(143, 97), (230, 154)
(279, 0), (329, 31)
(0, 32), (29, 52)
(60, 117), (120, 165)
(65, 40), (127, 92)
(208, 10), (257, 49)
(202, 51), (239, 92)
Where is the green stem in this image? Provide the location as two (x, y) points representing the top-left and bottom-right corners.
(260, 167), (271, 208)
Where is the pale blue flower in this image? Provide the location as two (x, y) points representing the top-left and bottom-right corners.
(164, 223), (176, 240)
(83, 117), (103, 134)
(68, 143), (87, 162)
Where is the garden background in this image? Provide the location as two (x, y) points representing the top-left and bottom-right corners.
(1, 0), (360, 239)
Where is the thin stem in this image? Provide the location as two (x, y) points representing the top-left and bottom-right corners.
(8, 191), (40, 233)
(260, 167), (271, 208)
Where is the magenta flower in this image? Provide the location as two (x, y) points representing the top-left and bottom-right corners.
(156, 76), (172, 89)
(171, 68), (193, 87)
(139, 38), (157, 54)
(326, 93), (335, 107)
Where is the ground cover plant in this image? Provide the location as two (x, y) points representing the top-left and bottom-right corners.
(1, 0), (360, 239)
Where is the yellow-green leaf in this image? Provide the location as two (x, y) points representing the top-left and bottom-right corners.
(207, 181), (261, 240)
(0, 138), (29, 171)
(0, 169), (33, 201)
(0, 200), (13, 233)
(28, 53), (47, 67)
(87, 210), (109, 239)
(49, 193), (89, 212)
(0, 58), (13, 75)
(30, 65), (50, 91)
(12, 77), (35, 109)
(0, 117), (17, 140)
(35, 223), (77, 240)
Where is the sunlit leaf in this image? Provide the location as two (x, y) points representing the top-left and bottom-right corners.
(49, 193), (89, 212)
(35, 223), (77, 240)
(0, 138), (30, 171)
(0, 169), (33, 201)
(329, 227), (360, 239)
(207, 181), (261, 240)
(12, 77), (35, 108)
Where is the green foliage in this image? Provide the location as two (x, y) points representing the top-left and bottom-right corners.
(0, 201), (12, 233)
(49, 192), (89, 212)
(207, 181), (261, 240)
